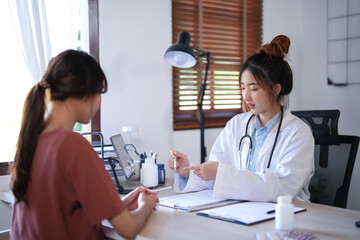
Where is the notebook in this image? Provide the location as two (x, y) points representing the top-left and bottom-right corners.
(159, 190), (241, 212)
(197, 201), (306, 225)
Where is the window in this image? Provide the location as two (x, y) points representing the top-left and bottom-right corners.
(327, 0), (360, 86)
(0, 0), (89, 165)
(171, 0), (262, 130)
(0, 1), (35, 163)
(88, 0), (101, 138)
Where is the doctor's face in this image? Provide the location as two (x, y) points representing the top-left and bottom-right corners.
(240, 70), (277, 116)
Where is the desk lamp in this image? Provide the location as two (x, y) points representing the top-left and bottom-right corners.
(122, 126), (139, 144)
(164, 31), (211, 164)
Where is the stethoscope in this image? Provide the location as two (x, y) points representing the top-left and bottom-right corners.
(238, 106), (284, 170)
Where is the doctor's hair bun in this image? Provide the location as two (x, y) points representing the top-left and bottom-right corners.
(259, 35), (290, 59)
(239, 34), (293, 102)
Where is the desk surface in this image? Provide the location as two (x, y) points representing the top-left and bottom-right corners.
(103, 180), (360, 240)
(1, 177), (359, 239)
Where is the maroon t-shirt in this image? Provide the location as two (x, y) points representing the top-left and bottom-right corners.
(11, 128), (125, 240)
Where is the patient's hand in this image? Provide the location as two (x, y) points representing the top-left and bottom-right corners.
(122, 186), (158, 211)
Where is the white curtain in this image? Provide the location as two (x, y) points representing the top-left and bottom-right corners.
(8, 0), (88, 83)
(8, 0), (51, 83)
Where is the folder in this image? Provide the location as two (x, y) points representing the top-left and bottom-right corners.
(197, 201), (306, 225)
(159, 189), (241, 212)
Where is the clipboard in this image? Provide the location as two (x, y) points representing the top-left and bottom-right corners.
(197, 201), (306, 225)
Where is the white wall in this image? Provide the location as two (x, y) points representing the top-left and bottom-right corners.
(99, 0), (172, 158)
(99, 0), (221, 181)
(99, 0), (360, 210)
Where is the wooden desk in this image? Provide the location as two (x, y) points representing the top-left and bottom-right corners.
(2, 177), (359, 239)
(103, 186), (360, 240)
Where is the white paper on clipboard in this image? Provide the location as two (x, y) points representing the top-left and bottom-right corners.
(159, 190), (241, 212)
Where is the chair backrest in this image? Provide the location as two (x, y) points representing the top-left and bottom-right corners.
(292, 110), (359, 208)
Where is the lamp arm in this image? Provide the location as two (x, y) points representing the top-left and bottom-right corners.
(196, 51), (210, 164)
(197, 52), (211, 109)
(193, 48), (211, 58)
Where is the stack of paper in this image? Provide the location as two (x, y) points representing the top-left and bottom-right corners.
(159, 189), (241, 212)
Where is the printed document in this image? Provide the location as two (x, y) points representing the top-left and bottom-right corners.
(159, 189), (241, 212)
(197, 201), (306, 225)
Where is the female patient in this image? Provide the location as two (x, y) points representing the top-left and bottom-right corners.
(10, 50), (158, 240)
(168, 35), (315, 202)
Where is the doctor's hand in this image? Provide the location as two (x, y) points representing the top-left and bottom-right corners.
(168, 150), (190, 179)
(185, 161), (219, 181)
(122, 186), (159, 211)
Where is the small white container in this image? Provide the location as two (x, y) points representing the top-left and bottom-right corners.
(141, 157), (158, 188)
(275, 195), (294, 231)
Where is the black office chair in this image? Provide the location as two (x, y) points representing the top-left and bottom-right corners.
(292, 110), (359, 208)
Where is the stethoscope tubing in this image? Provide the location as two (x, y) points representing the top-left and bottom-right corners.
(238, 106), (284, 169)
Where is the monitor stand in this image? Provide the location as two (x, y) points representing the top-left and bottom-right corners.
(81, 132), (134, 194)
(108, 157), (133, 194)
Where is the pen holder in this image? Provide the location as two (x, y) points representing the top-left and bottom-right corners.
(141, 157), (158, 188)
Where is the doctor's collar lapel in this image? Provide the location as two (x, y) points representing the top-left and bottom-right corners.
(256, 108), (290, 165)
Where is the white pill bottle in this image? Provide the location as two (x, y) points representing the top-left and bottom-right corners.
(275, 195), (294, 231)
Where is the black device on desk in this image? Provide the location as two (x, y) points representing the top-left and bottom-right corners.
(110, 134), (135, 179)
(82, 132), (134, 194)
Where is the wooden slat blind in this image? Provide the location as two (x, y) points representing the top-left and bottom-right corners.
(172, 0), (262, 130)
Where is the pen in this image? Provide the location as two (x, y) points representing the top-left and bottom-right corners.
(170, 150), (177, 173)
(174, 156), (177, 173)
(267, 209), (275, 214)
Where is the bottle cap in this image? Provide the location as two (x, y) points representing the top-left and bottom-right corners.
(277, 195), (292, 203)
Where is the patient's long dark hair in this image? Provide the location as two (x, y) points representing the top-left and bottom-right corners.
(10, 50), (108, 204)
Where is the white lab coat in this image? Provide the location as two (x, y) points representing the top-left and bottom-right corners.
(174, 108), (315, 202)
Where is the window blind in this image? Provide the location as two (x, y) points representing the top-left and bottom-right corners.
(172, 0), (262, 130)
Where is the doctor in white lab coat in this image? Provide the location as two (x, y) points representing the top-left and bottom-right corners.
(168, 35), (315, 202)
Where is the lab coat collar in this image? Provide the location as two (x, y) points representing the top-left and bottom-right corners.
(256, 107), (294, 169)
(247, 106), (290, 136)
(253, 111), (282, 134)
